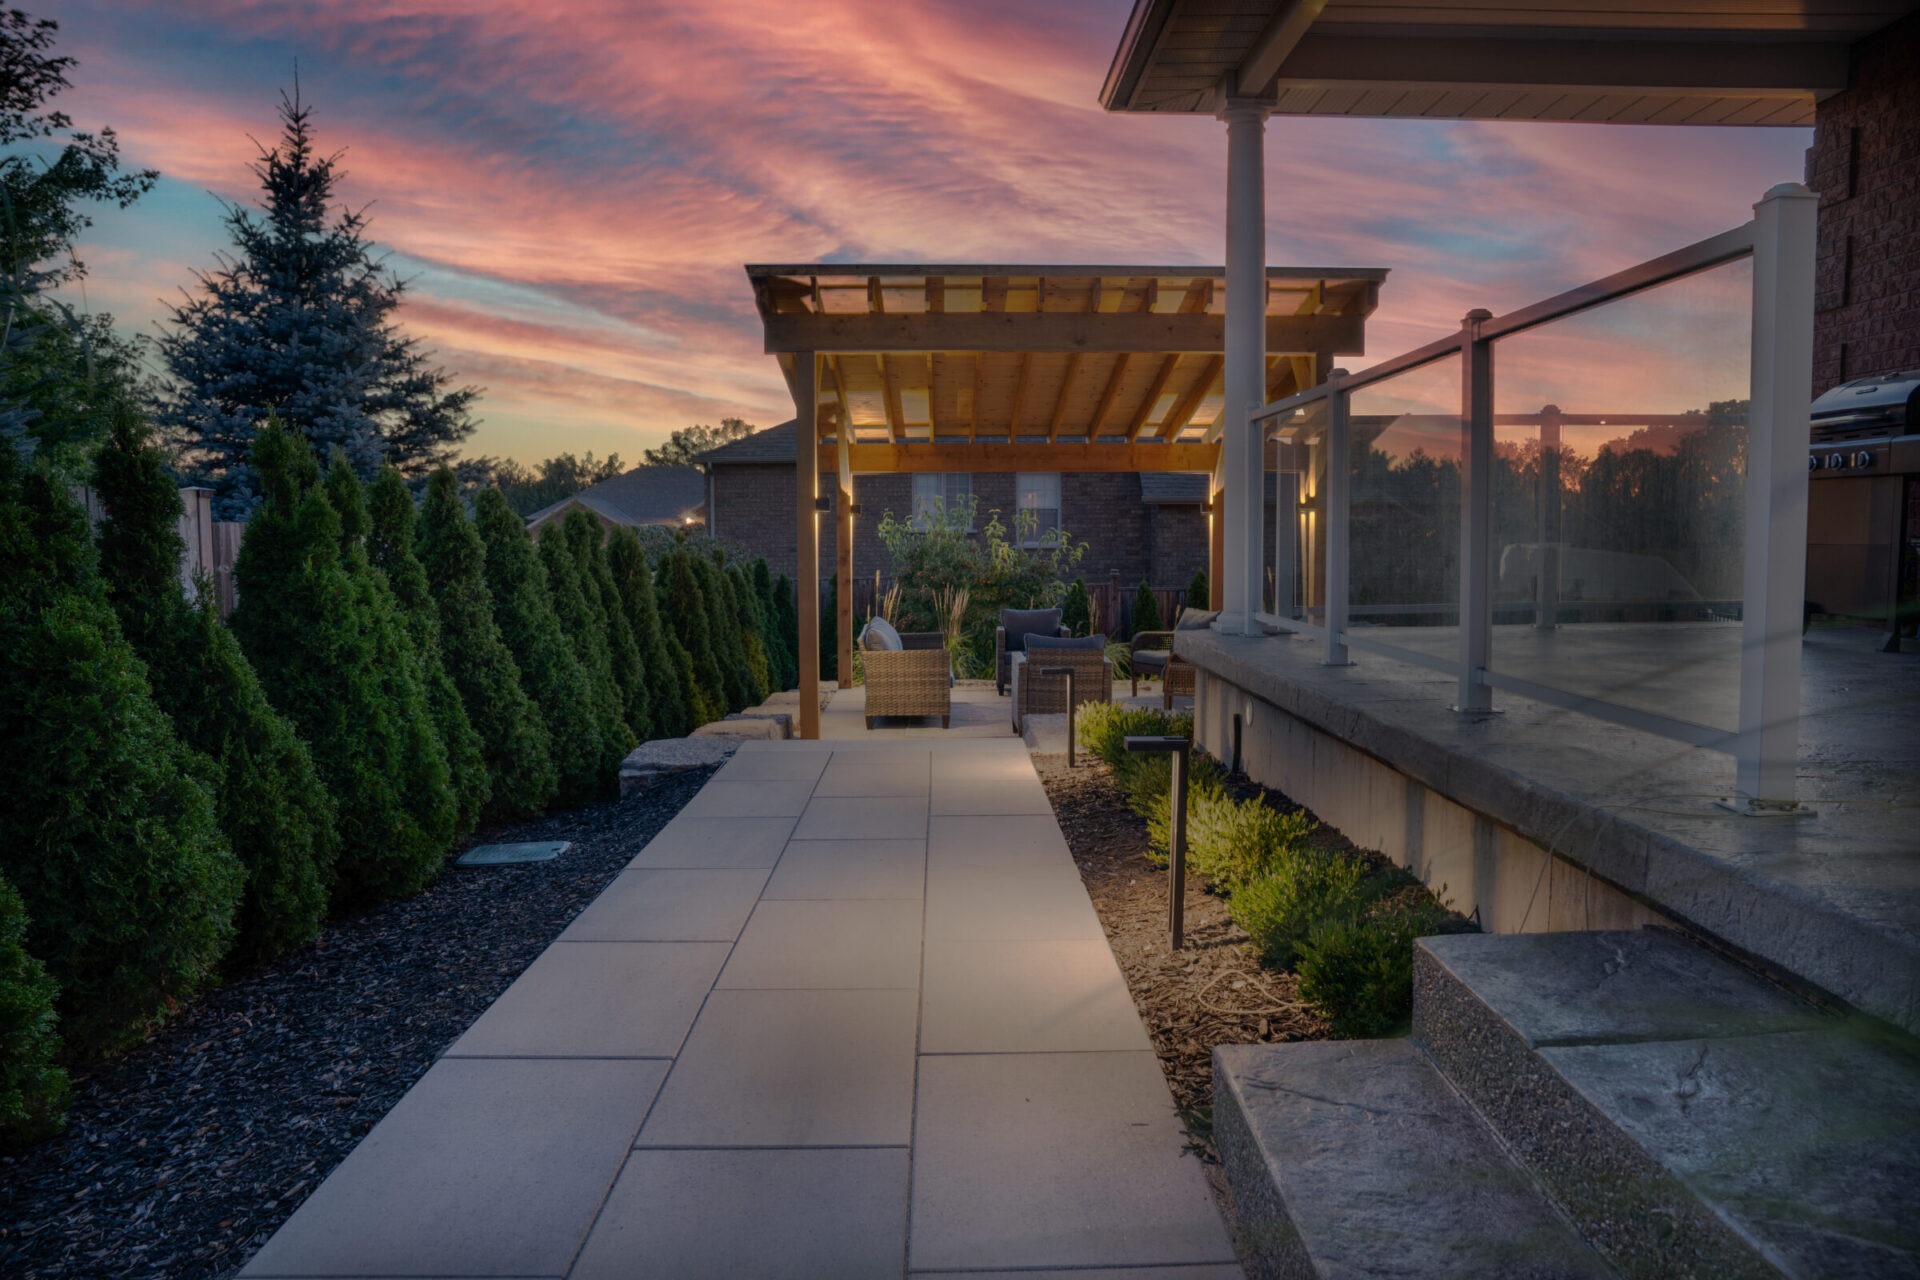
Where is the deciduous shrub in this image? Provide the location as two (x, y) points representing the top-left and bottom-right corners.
(539, 519), (633, 760)
(660, 548), (727, 724)
(417, 470), (557, 818)
(366, 465), (487, 838)
(565, 510), (651, 741)
(1132, 579), (1163, 634)
(473, 487), (616, 803)
(0, 871), (67, 1149)
(233, 424), (453, 908)
(607, 527), (691, 739)
(92, 413), (338, 967)
(0, 452), (241, 1055)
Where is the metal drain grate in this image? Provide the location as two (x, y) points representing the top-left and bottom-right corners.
(455, 841), (571, 867)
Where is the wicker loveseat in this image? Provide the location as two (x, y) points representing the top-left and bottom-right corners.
(860, 621), (952, 729)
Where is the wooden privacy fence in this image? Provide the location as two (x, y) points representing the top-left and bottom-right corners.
(833, 569), (1190, 640)
(72, 485), (244, 619)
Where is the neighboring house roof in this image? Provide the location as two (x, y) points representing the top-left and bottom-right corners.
(1139, 473), (1210, 505)
(697, 420), (799, 466)
(525, 465), (706, 530)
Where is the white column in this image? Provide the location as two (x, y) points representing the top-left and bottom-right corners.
(1735, 183), (1818, 805)
(1216, 100), (1270, 636)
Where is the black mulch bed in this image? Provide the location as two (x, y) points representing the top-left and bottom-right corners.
(0, 766), (718, 1280)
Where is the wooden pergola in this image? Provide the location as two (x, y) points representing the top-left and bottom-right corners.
(744, 263), (1385, 737)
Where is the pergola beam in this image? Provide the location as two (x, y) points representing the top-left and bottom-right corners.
(762, 311), (1365, 355)
(1159, 354), (1222, 439)
(823, 441), (1219, 474)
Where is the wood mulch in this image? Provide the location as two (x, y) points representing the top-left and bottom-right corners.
(0, 767), (717, 1280)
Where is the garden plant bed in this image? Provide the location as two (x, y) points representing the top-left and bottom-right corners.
(0, 766), (717, 1280)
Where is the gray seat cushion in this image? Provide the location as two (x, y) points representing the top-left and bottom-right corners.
(1025, 633), (1105, 654)
(1002, 607), (1063, 652)
(859, 618), (903, 651)
(1132, 648), (1170, 672)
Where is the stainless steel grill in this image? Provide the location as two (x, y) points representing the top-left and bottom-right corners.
(1805, 370), (1920, 647)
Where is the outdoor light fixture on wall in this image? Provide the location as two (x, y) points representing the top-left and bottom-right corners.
(813, 495), (832, 512)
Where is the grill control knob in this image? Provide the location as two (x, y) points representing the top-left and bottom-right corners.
(1809, 454), (1822, 471)
(1850, 451), (1875, 468)
(1829, 453), (1846, 470)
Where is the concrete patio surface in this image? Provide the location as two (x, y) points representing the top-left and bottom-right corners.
(239, 735), (1240, 1280)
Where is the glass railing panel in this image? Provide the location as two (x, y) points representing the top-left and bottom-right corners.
(1346, 356), (1463, 665)
(1489, 256), (1751, 734)
(1264, 400), (1327, 623)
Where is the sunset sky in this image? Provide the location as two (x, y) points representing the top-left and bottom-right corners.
(48, 0), (1810, 468)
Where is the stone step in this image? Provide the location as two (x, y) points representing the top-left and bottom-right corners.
(1213, 1039), (1613, 1279)
(1413, 928), (1920, 1280)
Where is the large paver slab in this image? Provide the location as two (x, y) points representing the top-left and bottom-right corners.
(239, 1057), (666, 1278)
(719, 898), (923, 989)
(626, 815), (795, 868)
(678, 777), (817, 818)
(816, 756), (931, 796)
(913, 1268), (1247, 1279)
(572, 1148), (909, 1280)
(639, 989), (918, 1146)
(559, 868), (768, 942)
(928, 814), (1073, 867)
(925, 860), (1105, 942)
(794, 794), (929, 840)
(910, 1051), (1235, 1273)
(763, 839), (926, 900)
(930, 778), (1054, 816)
(445, 942), (727, 1058)
(714, 750), (830, 782)
(920, 939), (1151, 1054)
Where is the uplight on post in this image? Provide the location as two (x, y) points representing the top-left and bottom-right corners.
(1124, 734), (1191, 949)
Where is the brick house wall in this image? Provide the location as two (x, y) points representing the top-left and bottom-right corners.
(1808, 10), (1920, 394)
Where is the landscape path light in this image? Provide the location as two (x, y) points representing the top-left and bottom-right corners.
(1124, 733), (1190, 950)
(1039, 665), (1076, 767)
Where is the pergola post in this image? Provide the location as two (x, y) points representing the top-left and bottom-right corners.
(1734, 182), (1817, 806)
(1216, 100), (1270, 635)
(794, 353), (821, 739)
(836, 480), (854, 688)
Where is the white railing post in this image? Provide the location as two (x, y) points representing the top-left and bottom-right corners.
(1216, 99), (1270, 636)
(1735, 183), (1818, 806)
(1457, 311), (1495, 712)
(1324, 370), (1352, 666)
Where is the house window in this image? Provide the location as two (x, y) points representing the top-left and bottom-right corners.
(912, 473), (972, 529)
(1016, 472), (1060, 546)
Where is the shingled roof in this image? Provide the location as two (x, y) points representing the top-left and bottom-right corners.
(696, 420), (799, 465)
(525, 464), (706, 531)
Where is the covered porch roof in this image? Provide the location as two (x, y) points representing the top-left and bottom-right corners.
(1100, 0), (1915, 125)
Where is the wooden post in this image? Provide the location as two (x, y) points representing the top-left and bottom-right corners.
(836, 481), (854, 688)
(795, 353), (821, 739)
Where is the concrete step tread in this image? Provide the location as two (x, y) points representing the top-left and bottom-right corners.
(1213, 1039), (1614, 1279)
(1416, 929), (1920, 1279)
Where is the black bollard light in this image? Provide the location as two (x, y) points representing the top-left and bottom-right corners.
(1124, 733), (1191, 949)
(1039, 665), (1076, 767)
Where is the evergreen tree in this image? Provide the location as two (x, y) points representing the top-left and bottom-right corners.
(473, 487), (617, 801)
(607, 527), (691, 738)
(416, 468), (556, 817)
(538, 519), (632, 758)
(1187, 571), (1208, 612)
(231, 422), (453, 908)
(820, 574), (837, 683)
(726, 563), (772, 704)
(92, 412), (337, 967)
(695, 552), (753, 711)
(564, 510), (650, 741)
(366, 465), (488, 834)
(156, 89), (476, 516)
(752, 559), (793, 690)
(1132, 579), (1164, 635)
(0, 448), (241, 1055)
(774, 572), (801, 689)
(659, 549), (726, 724)
(1060, 578), (1092, 637)
(0, 869), (67, 1148)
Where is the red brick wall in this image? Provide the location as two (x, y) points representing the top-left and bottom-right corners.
(1809, 11), (1920, 394)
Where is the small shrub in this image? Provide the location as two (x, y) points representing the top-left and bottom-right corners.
(607, 528), (693, 738)
(0, 870), (69, 1149)
(659, 548), (727, 724)
(1296, 894), (1459, 1038)
(1060, 578), (1092, 637)
(1187, 571), (1209, 611)
(1106, 641), (1132, 680)
(1229, 848), (1376, 972)
(1132, 580), (1163, 635)
(1075, 701), (1192, 768)
(1180, 793), (1316, 893)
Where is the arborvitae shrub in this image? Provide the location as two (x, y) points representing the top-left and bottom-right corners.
(474, 488), (615, 801)
(695, 552), (751, 711)
(751, 560), (792, 691)
(774, 572), (800, 686)
(659, 549), (726, 724)
(1132, 579), (1164, 635)
(607, 528), (691, 737)
(0, 871), (68, 1149)
(726, 563), (771, 704)
(539, 520), (633, 759)
(0, 453), (242, 1056)
(1060, 578), (1092, 637)
(1188, 571), (1209, 611)
(417, 469), (556, 818)
(233, 424), (454, 909)
(565, 511), (650, 741)
(367, 465), (488, 835)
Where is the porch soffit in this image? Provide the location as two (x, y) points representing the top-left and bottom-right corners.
(744, 264), (1385, 465)
(1100, 0), (1915, 125)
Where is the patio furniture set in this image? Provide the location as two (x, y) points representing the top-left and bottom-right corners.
(856, 604), (1194, 731)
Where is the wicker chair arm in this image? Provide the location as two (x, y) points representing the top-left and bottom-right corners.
(899, 631), (946, 651)
(1131, 629), (1176, 654)
(862, 647), (950, 678)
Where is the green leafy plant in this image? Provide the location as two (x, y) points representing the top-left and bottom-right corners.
(1228, 848), (1376, 971)
(0, 870), (67, 1149)
(1296, 892), (1460, 1037)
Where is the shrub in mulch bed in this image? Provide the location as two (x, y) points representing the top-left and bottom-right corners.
(0, 767), (716, 1280)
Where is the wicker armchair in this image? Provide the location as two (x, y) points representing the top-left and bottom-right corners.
(863, 631), (952, 728)
(995, 617), (1071, 694)
(1014, 645), (1113, 729)
(1130, 630), (1196, 710)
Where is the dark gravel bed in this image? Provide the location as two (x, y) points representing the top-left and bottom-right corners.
(0, 767), (716, 1280)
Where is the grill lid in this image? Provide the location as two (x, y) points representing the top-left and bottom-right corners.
(1810, 369), (1920, 442)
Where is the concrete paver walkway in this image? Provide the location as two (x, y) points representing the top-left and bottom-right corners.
(240, 737), (1239, 1279)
